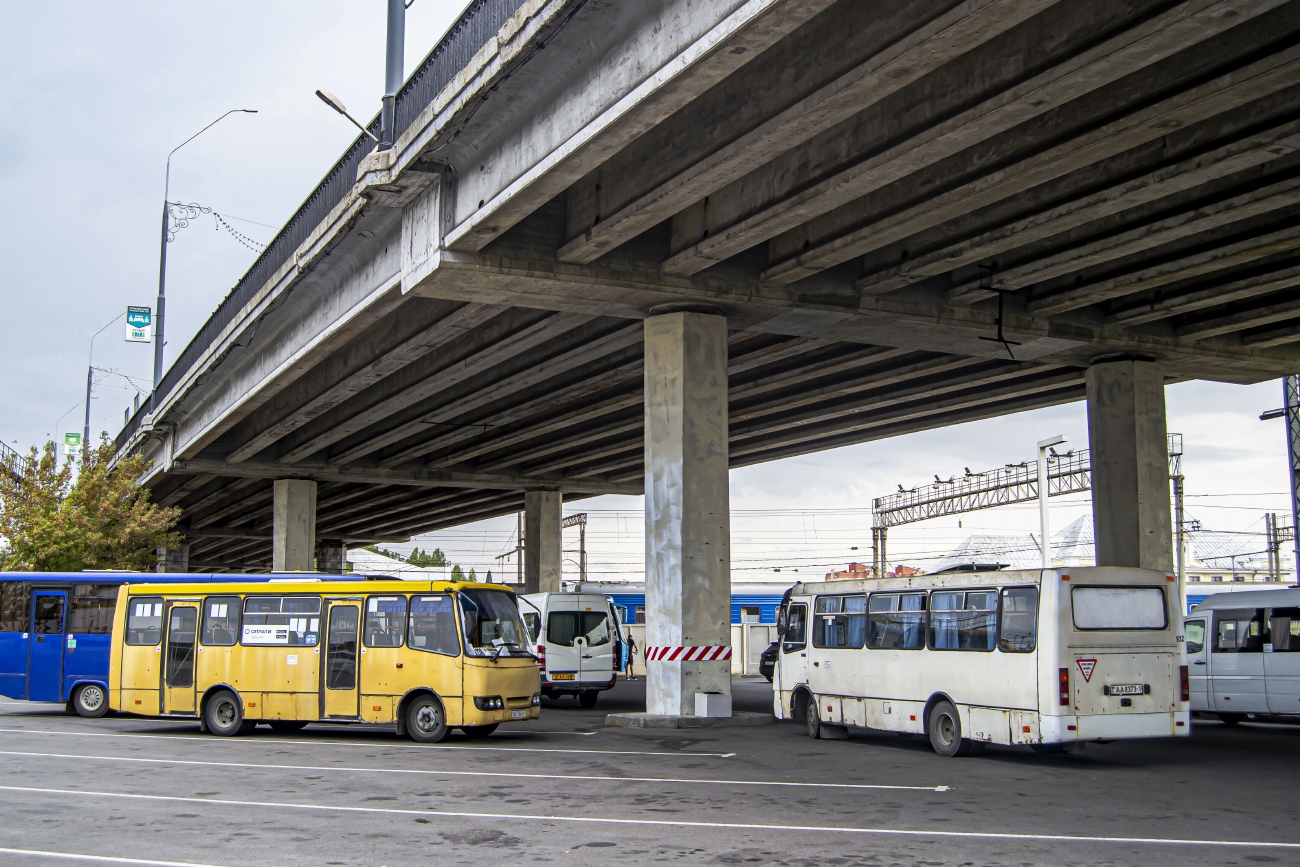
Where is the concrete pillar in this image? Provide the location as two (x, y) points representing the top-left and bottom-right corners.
(315, 539), (346, 574)
(272, 479), (318, 572)
(643, 309), (731, 717)
(1086, 359), (1173, 571)
(156, 544), (190, 573)
(524, 490), (562, 594)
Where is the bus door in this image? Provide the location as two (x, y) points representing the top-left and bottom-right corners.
(1184, 616), (1209, 711)
(578, 606), (614, 682)
(28, 592), (66, 701)
(777, 601), (809, 696)
(162, 604), (198, 714)
(321, 602), (360, 719)
(1210, 608), (1268, 714)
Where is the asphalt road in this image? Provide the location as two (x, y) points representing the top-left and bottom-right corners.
(0, 679), (1295, 866)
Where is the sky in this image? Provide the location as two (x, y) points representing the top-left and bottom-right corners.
(0, 3), (1293, 582)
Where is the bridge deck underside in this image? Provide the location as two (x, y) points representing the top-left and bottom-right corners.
(138, 0), (1300, 569)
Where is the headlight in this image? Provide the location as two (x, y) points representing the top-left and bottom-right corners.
(473, 696), (504, 711)
(531, 693), (541, 707)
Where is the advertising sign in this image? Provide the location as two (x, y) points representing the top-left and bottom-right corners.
(126, 306), (152, 343)
(63, 432), (82, 460)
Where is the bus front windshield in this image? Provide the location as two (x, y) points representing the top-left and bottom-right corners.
(458, 589), (529, 657)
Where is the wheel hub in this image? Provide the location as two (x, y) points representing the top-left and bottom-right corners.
(415, 706), (439, 732)
(79, 686), (104, 710)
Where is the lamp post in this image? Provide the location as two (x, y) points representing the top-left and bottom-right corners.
(81, 312), (126, 461)
(152, 109), (257, 407)
(1037, 435), (1068, 569)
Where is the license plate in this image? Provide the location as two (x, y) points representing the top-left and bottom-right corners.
(511, 709), (528, 719)
(551, 672), (575, 681)
(1108, 683), (1144, 696)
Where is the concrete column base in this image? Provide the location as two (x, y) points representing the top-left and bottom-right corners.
(156, 544), (190, 573)
(273, 479), (318, 573)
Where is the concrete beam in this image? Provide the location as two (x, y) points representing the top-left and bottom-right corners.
(169, 458), (639, 497)
(1107, 262), (1300, 326)
(1086, 360), (1173, 571)
(643, 310), (731, 716)
(272, 479), (317, 573)
(524, 490), (563, 594)
(1180, 294), (1300, 340)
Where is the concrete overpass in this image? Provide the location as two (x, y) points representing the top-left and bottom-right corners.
(120, 0), (1300, 714)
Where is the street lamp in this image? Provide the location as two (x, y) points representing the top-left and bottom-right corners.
(152, 108), (257, 406)
(1037, 435), (1068, 569)
(82, 312), (126, 461)
(315, 90), (379, 143)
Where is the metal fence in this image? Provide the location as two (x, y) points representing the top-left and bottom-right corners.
(0, 440), (29, 481)
(117, 0), (530, 450)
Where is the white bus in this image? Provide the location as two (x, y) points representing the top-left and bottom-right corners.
(773, 566), (1190, 756)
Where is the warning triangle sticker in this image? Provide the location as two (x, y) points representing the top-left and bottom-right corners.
(1076, 658), (1097, 683)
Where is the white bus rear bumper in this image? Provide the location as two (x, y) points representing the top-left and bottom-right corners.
(1041, 711), (1191, 742)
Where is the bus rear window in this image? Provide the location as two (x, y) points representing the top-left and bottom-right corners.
(1072, 586), (1167, 631)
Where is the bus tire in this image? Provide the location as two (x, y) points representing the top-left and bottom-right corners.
(805, 697), (822, 739)
(268, 721), (309, 733)
(461, 724), (498, 738)
(579, 692), (599, 709)
(406, 694), (450, 743)
(928, 700), (975, 757)
(71, 683), (109, 719)
(204, 690), (250, 737)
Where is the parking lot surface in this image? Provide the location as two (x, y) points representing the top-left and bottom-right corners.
(0, 679), (1296, 866)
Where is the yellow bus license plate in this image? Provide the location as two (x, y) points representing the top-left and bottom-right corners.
(511, 710), (528, 719)
(551, 673), (575, 681)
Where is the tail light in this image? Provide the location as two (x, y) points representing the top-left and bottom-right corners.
(536, 644), (546, 673)
(1179, 665), (1189, 703)
(1059, 668), (1070, 707)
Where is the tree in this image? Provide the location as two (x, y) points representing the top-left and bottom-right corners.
(450, 564), (465, 581)
(408, 547), (446, 568)
(0, 437), (181, 572)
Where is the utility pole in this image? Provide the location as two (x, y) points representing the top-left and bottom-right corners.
(494, 511), (525, 587)
(1169, 434), (1185, 586)
(379, 0), (405, 150)
(562, 513), (588, 583)
(1037, 435), (1067, 569)
(1259, 377), (1300, 584)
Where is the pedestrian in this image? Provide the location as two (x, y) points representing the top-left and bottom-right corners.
(624, 629), (638, 681)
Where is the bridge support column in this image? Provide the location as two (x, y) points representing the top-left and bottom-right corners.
(273, 479), (317, 572)
(156, 544), (189, 573)
(1086, 359), (1173, 571)
(315, 539), (346, 574)
(643, 309), (731, 717)
(524, 490), (562, 594)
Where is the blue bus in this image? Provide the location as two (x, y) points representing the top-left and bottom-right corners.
(0, 572), (331, 718)
(573, 582), (787, 626)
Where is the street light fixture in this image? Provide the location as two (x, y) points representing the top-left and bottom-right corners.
(152, 108), (258, 407)
(315, 89), (380, 142)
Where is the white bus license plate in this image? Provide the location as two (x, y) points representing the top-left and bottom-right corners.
(1109, 683), (1144, 696)
(511, 710), (528, 719)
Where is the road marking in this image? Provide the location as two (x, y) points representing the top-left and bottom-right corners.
(0, 727), (730, 758)
(0, 785), (1294, 850)
(0, 848), (227, 867)
(0, 749), (948, 793)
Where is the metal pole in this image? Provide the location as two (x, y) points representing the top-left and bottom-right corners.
(1171, 444), (1185, 586)
(82, 365), (93, 463)
(1286, 376), (1300, 584)
(516, 512), (523, 586)
(380, 0), (405, 150)
(579, 521), (587, 583)
(1037, 435), (1068, 569)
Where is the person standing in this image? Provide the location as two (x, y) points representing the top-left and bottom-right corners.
(624, 629), (638, 681)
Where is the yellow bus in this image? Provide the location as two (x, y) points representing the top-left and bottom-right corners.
(108, 578), (540, 742)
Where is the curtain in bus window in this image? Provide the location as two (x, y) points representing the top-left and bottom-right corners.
(999, 587), (1038, 652)
(201, 597), (240, 646)
(813, 596), (864, 648)
(547, 611), (580, 647)
(165, 607), (197, 688)
(69, 585), (118, 634)
(365, 596), (407, 648)
(1214, 609), (1265, 652)
(867, 593), (926, 649)
(1270, 608), (1300, 651)
(241, 597), (321, 646)
(126, 598), (164, 646)
(845, 595), (867, 647)
(0, 583), (31, 632)
(930, 590), (996, 651)
(326, 606), (359, 689)
(1072, 587), (1167, 630)
(408, 596), (458, 656)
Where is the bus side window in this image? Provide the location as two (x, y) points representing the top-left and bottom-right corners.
(201, 596), (241, 646)
(0, 582), (31, 632)
(408, 595), (459, 656)
(1185, 620), (1206, 655)
(1214, 609), (1265, 653)
(522, 612), (541, 643)
(69, 584), (117, 635)
(868, 593), (926, 650)
(365, 596), (408, 648)
(125, 598), (164, 646)
(782, 603), (806, 652)
(930, 590), (997, 652)
(1269, 608), (1300, 651)
(998, 587), (1038, 653)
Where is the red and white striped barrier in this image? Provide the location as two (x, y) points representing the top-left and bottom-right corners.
(644, 645), (732, 662)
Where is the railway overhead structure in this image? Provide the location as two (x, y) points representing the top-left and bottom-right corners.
(118, 0), (1300, 714)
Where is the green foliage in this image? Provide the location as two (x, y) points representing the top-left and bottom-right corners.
(450, 564), (465, 581)
(407, 546), (446, 568)
(0, 437), (181, 572)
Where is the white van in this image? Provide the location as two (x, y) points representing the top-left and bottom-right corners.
(519, 592), (624, 707)
(1185, 587), (1300, 723)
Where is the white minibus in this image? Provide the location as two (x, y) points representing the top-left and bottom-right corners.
(519, 592), (624, 707)
(774, 566), (1190, 756)
(1184, 587), (1300, 723)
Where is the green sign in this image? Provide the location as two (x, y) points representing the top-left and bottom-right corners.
(126, 306), (152, 344)
(64, 433), (82, 448)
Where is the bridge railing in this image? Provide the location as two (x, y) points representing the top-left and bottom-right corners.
(117, 0), (530, 451)
(0, 440), (29, 482)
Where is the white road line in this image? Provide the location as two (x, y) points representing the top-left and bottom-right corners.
(0, 749), (948, 793)
(0, 727), (729, 758)
(0, 848), (227, 867)
(0, 785), (1294, 851)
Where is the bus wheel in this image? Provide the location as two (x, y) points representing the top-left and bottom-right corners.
(579, 692), (599, 709)
(268, 721), (309, 733)
(928, 701), (974, 757)
(805, 697), (822, 739)
(406, 695), (450, 743)
(461, 724), (499, 738)
(71, 684), (109, 719)
(204, 690), (250, 737)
